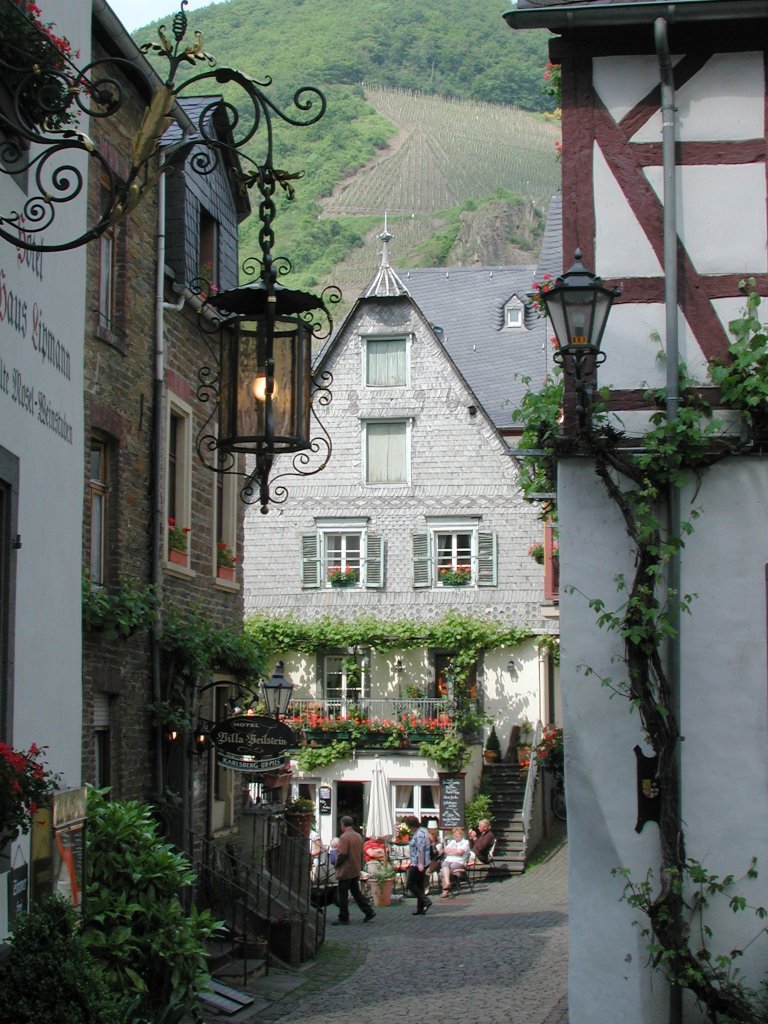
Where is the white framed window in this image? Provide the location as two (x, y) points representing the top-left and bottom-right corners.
(364, 420), (410, 484)
(301, 519), (383, 589)
(412, 519), (497, 589)
(364, 336), (408, 387)
(394, 783), (440, 824)
(323, 652), (370, 712)
(505, 296), (524, 330)
(166, 394), (193, 567)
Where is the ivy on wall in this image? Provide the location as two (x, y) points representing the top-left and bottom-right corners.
(513, 281), (768, 1022)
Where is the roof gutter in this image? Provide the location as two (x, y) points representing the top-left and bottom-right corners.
(504, 1), (767, 31)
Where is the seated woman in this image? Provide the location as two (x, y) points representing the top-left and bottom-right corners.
(440, 826), (470, 896)
(363, 835), (389, 877)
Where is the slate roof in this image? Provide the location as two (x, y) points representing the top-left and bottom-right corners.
(401, 265), (549, 430)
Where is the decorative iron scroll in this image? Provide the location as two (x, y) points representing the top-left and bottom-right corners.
(0, 0), (326, 252)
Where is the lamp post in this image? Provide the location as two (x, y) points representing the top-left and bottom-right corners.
(542, 249), (620, 429)
(261, 661), (294, 718)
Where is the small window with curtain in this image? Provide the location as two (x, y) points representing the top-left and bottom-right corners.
(88, 438), (108, 586)
(98, 227), (116, 335)
(365, 420), (409, 484)
(365, 336), (408, 387)
(166, 397), (193, 569)
(93, 692), (112, 790)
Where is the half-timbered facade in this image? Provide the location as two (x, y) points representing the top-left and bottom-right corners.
(506, 3), (768, 1022)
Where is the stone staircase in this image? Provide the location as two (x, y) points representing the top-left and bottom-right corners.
(482, 762), (529, 875)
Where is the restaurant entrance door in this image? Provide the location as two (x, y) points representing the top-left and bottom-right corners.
(336, 781), (364, 834)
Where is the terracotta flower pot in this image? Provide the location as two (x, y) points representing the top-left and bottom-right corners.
(371, 877), (395, 907)
(217, 565), (235, 581)
(168, 548), (187, 567)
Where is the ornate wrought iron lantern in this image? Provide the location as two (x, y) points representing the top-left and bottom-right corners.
(261, 661), (294, 718)
(543, 249), (620, 428)
(198, 272), (336, 512)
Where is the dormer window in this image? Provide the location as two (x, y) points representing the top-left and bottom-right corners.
(505, 297), (525, 329)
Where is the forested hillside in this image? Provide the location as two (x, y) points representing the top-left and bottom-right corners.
(135, 0), (560, 297)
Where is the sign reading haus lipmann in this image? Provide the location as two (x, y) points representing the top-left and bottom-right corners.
(209, 715), (296, 773)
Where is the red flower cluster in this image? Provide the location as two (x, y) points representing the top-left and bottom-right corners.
(530, 273), (556, 317)
(0, 742), (59, 844)
(534, 725), (564, 774)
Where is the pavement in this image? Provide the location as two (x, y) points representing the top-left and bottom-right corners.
(201, 824), (568, 1024)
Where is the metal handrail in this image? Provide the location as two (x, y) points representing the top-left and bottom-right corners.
(190, 817), (327, 975)
(521, 720), (543, 849)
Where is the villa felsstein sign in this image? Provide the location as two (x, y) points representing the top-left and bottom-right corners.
(209, 715), (296, 773)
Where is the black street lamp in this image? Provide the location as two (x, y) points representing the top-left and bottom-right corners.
(542, 249), (620, 428)
(261, 661), (294, 718)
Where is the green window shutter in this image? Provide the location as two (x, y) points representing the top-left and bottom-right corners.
(364, 533), (384, 588)
(301, 532), (321, 589)
(412, 532), (432, 589)
(477, 532), (497, 587)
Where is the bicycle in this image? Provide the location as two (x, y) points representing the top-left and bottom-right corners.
(551, 770), (566, 821)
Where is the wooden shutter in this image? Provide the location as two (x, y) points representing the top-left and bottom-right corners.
(477, 532), (497, 587)
(301, 532), (321, 588)
(364, 533), (384, 588)
(412, 532), (432, 588)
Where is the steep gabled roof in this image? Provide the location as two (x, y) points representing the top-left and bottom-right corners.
(403, 264), (551, 430)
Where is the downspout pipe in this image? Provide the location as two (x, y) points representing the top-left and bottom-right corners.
(655, 18), (683, 1024)
(151, 165), (167, 813)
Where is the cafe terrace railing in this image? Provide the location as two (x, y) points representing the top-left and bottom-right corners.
(290, 697), (453, 722)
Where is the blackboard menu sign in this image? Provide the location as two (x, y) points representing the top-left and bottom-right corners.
(439, 773), (465, 828)
(319, 786), (332, 816)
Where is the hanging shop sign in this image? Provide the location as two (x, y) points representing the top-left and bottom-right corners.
(209, 715), (297, 774)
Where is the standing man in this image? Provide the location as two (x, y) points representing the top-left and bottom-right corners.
(405, 815), (433, 915)
(332, 816), (376, 925)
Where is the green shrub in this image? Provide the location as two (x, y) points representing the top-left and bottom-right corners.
(84, 788), (221, 1020)
(0, 895), (121, 1024)
(465, 792), (494, 832)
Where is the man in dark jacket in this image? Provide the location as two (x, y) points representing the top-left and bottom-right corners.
(332, 815), (375, 925)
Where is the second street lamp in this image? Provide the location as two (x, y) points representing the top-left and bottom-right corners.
(543, 249), (620, 429)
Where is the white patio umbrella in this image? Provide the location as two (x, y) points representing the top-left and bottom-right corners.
(366, 756), (394, 839)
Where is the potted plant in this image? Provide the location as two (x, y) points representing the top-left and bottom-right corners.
(0, 3), (81, 133)
(284, 796), (315, 837)
(167, 517), (191, 566)
(528, 542), (545, 565)
(368, 861), (397, 907)
(328, 565), (359, 587)
(438, 564), (472, 586)
(517, 718), (534, 765)
(394, 820), (411, 845)
(216, 540), (237, 581)
(483, 725), (501, 764)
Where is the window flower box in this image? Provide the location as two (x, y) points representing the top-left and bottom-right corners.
(438, 565), (471, 586)
(328, 565), (359, 587)
(217, 565), (235, 581)
(167, 518), (190, 563)
(168, 547), (188, 568)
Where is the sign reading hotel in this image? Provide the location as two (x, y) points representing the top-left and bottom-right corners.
(209, 715), (296, 773)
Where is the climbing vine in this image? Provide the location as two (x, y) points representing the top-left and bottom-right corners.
(514, 281), (768, 1022)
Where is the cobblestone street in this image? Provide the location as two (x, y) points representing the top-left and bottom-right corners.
(215, 828), (567, 1024)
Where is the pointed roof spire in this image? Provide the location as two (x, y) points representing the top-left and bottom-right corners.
(362, 213), (409, 298)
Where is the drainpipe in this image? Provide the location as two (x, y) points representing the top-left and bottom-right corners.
(150, 167), (166, 811)
(655, 18), (682, 1024)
